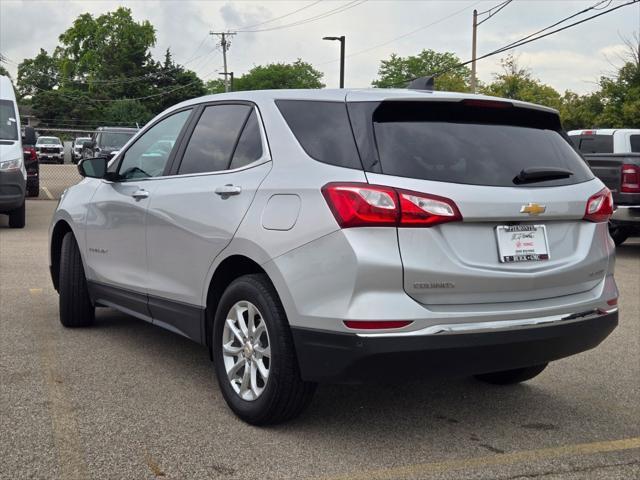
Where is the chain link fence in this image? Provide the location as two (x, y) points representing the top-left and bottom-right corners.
(29, 141), (83, 200)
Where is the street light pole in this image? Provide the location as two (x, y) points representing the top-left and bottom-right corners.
(323, 35), (346, 88)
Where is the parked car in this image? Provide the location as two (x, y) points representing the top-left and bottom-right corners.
(569, 129), (640, 245)
(50, 88), (619, 425)
(71, 136), (91, 164)
(35, 136), (64, 164)
(22, 126), (39, 197)
(0, 75), (27, 228)
(81, 127), (137, 161)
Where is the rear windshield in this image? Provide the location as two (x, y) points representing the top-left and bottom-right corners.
(0, 99), (18, 141)
(37, 137), (61, 144)
(101, 132), (135, 148)
(573, 135), (614, 154)
(371, 101), (593, 187)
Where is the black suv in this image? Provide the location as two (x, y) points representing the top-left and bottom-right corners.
(82, 127), (138, 161)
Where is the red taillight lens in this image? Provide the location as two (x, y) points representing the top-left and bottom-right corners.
(584, 188), (614, 223)
(322, 182), (462, 228)
(344, 320), (413, 330)
(397, 189), (462, 227)
(321, 183), (398, 228)
(23, 147), (37, 161)
(621, 164), (640, 193)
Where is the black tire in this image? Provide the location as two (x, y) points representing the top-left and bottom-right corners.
(59, 232), (95, 327)
(8, 201), (25, 228)
(212, 274), (316, 425)
(474, 363), (547, 385)
(609, 223), (630, 246)
(27, 184), (39, 197)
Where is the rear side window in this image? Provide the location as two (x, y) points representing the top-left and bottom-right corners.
(276, 100), (362, 170)
(630, 135), (640, 153)
(179, 104), (250, 174)
(229, 109), (263, 170)
(371, 101), (593, 187)
(576, 135), (614, 154)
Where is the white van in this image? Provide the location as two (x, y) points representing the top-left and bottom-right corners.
(0, 75), (26, 228)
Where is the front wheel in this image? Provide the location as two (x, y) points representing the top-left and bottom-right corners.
(474, 363), (547, 385)
(59, 232), (95, 327)
(212, 274), (316, 425)
(8, 201), (25, 228)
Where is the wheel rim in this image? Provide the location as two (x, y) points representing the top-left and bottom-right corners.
(222, 301), (271, 401)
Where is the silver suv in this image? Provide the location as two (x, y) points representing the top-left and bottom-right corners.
(49, 89), (619, 424)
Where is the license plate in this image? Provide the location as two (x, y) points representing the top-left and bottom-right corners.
(496, 225), (550, 263)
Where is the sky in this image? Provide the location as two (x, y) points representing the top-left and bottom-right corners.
(1, 0), (639, 94)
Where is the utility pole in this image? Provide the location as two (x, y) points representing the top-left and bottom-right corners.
(471, 9), (478, 93)
(210, 31), (236, 92)
(218, 71), (234, 92)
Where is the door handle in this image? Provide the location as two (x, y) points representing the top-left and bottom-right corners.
(214, 184), (242, 197)
(131, 189), (149, 201)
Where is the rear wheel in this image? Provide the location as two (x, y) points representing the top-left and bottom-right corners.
(8, 201), (25, 228)
(609, 223), (630, 246)
(212, 274), (316, 425)
(59, 232), (95, 327)
(474, 363), (547, 385)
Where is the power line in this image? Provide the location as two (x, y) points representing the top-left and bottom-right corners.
(316, 0), (483, 66)
(477, 0), (513, 25)
(236, 0), (368, 33)
(380, 0), (638, 88)
(237, 0), (324, 30)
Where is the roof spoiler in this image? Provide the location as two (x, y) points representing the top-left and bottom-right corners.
(407, 76), (434, 91)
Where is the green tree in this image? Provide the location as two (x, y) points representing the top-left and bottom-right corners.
(372, 49), (471, 91)
(17, 49), (59, 97)
(480, 54), (562, 109)
(233, 60), (324, 91)
(597, 36), (640, 128)
(150, 49), (206, 112)
(56, 7), (156, 99)
(0, 64), (9, 78)
(558, 91), (604, 130)
(102, 99), (151, 126)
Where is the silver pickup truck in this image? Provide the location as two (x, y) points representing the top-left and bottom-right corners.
(569, 129), (640, 245)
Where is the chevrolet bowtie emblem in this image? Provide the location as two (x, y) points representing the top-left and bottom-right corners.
(520, 203), (546, 215)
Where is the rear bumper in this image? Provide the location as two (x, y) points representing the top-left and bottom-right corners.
(612, 206), (640, 228)
(292, 309), (618, 383)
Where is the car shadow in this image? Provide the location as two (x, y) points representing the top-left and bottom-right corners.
(91, 307), (595, 444)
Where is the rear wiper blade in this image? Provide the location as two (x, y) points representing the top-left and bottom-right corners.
(513, 167), (573, 185)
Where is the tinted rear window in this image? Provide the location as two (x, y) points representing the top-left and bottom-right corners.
(371, 101), (593, 187)
(630, 135), (640, 153)
(276, 100), (362, 170)
(575, 135), (614, 154)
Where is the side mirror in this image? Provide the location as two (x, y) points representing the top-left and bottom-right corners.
(22, 126), (36, 145)
(78, 157), (108, 179)
(83, 140), (95, 149)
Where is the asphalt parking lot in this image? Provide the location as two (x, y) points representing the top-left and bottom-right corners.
(1, 200), (638, 480)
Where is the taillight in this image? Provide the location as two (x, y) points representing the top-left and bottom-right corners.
(322, 183), (463, 228)
(344, 320), (413, 330)
(396, 189), (462, 227)
(584, 188), (614, 223)
(321, 183), (398, 228)
(23, 147), (37, 161)
(621, 164), (640, 193)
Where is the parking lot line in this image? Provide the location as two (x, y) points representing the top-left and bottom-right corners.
(322, 437), (640, 480)
(42, 186), (54, 200)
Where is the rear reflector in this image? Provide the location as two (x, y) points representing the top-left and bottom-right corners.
(621, 164), (640, 193)
(322, 182), (462, 228)
(583, 188), (613, 223)
(606, 298), (618, 306)
(344, 320), (413, 330)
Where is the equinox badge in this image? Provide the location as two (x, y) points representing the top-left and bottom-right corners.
(520, 203), (546, 216)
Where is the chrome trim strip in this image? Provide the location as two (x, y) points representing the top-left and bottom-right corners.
(356, 309), (616, 338)
(615, 205), (640, 209)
